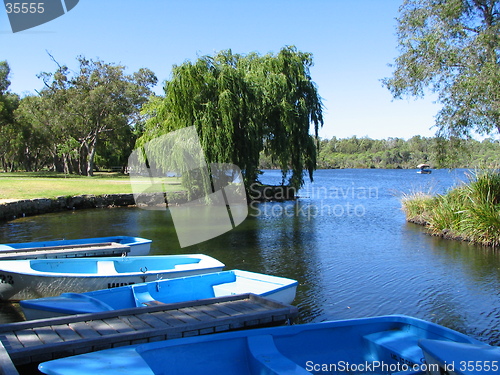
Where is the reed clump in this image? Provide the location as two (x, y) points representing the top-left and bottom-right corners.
(402, 169), (500, 247)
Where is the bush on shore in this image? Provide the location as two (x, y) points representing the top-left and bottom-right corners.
(402, 169), (500, 247)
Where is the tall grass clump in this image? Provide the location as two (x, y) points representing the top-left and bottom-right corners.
(459, 169), (500, 246)
(401, 191), (435, 225)
(402, 169), (500, 247)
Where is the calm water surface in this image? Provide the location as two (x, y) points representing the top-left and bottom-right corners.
(1, 169), (499, 345)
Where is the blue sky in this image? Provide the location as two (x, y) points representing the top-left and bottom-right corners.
(1, 0), (442, 140)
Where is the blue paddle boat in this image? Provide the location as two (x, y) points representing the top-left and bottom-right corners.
(0, 236), (152, 256)
(38, 315), (483, 375)
(20, 269), (298, 320)
(0, 254), (224, 300)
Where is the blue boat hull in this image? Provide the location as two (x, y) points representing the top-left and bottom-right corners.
(20, 270), (298, 319)
(0, 255), (224, 300)
(0, 236), (152, 256)
(38, 315), (482, 375)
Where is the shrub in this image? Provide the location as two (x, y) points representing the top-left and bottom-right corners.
(402, 169), (500, 247)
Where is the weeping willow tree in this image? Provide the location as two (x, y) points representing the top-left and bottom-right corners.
(139, 46), (323, 190)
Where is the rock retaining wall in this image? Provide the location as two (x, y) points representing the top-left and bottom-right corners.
(0, 186), (295, 223)
(0, 194), (137, 222)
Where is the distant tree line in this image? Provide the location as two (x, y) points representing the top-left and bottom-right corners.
(296, 135), (500, 169)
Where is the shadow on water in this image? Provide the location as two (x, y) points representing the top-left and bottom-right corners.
(0, 169), (499, 345)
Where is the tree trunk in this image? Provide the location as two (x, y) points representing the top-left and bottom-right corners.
(86, 137), (97, 177)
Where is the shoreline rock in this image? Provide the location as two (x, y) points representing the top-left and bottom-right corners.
(0, 194), (137, 222)
(0, 187), (295, 223)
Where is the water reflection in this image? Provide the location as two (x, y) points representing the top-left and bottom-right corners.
(0, 169), (499, 345)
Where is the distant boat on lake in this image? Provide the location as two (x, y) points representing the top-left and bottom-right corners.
(417, 163), (432, 174)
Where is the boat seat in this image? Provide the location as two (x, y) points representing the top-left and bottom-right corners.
(131, 284), (155, 307)
(97, 260), (117, 274)
(363, 330), (424, 366)
(246, 335), (310, 375)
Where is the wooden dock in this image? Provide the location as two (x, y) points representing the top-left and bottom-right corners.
(0, 293), (298, 371)
(0, 242), (130, 260)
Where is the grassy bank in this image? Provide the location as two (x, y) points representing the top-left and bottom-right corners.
(0, 172), (183, 200)
(402, 169), (500, 247)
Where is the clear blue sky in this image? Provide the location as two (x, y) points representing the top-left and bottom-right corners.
(1, 0), (442, 140)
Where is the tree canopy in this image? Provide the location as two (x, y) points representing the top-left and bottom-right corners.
(16, 57), (157, 175)
(0, 61), (20, 172)
(383, 0), (500, 138)
(139, 46), (323, 189)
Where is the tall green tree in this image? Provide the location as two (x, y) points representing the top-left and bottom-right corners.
(0, 61), (20, 171)
(140, 46), (323, 189)
(31, 57), (157, 175)
(15, 95), (67, 172)
(0, 61), (11, 94)
(383, 0), (500, 137)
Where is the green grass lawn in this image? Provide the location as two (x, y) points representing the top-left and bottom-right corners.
(0, 172), (184, 200)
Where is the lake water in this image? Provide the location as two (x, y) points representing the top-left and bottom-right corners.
(1, 169), (499, 345)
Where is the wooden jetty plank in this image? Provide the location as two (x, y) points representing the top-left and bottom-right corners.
(66, 322), (101, 339)
(0, 294), (298, 366)
(178, 306), (216, 322)
(13, 330), (44, 349)
(188, 303), (232, 319)
(32, 326), (64, 345)
(226, 299), (270, 313)
(145, 311), (185, 328)
(211, 301), (246, 316)
(50, 324), (82, 342)
(116, 314), (153, 331)
(0, 334), (23, 351)
(85, 320), (117, 336)
(133, 311), (177, 328)
(101, 317), (135, 333)
(162, 308), (201, 324)
(0, 340), (19, 375)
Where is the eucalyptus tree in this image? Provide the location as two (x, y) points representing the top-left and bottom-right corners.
(140, 46), (323, 190)
(0, 61), (11, 94)
(15, 94), (70, 172)
(0, 61), (20, 171)
(384, 0), (500, 137)
(36, 57), (157, 175)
